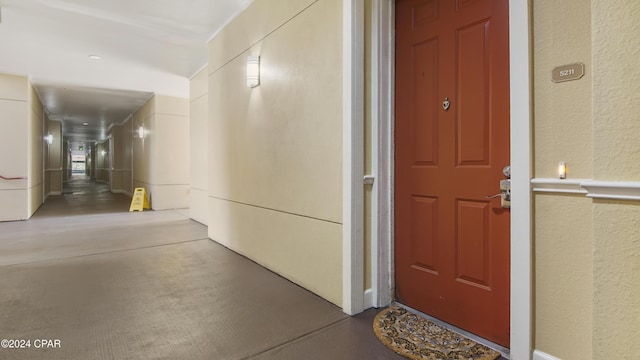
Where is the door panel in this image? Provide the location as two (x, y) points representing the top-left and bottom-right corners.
(412, 39), (439, 165)
(456, 199), (490, 289)
(457, 20), (490, 165)
(395, 0), (510, 346)
(410, 196), (439, 274)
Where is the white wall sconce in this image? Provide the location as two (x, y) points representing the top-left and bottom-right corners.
(100, 150), (107, 157)
(558, 161), (567, 179)
(44, 134), (53, 145)
(246, 55), (260, 88)
(138, 126), (145, 139)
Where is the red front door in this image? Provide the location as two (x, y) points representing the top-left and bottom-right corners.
(394, 0), (511, 346)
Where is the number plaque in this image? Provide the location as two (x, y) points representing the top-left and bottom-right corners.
(552, 63), (585, 83)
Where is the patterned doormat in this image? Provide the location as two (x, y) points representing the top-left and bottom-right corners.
(373, 305), (501, 360)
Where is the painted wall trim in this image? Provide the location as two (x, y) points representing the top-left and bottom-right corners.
(531, 178), (588, 194)
(582, 180), (640, 201)
(342, 0), (365, 315)
(509, 0), (533, 358)
(364, 288), (374, 309)
(532, 178), (640, 200)
(370, 0), (395, 309)
(533, 350), (561, 360)
(368, 0), (381, 309)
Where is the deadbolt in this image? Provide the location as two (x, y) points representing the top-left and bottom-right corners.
(503, 165), (511, 179)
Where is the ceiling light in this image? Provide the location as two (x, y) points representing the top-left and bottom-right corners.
(83, 122), (89, 126)
(88, 55), (101, 60)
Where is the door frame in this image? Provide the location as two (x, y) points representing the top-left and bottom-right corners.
(343, 0), (533, 358)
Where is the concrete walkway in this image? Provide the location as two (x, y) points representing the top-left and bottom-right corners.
(0, 176), (402, 360)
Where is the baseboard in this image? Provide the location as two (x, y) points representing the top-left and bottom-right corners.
(533, 350), (561, 360)
(364, 288), (374, 309)
(111, 189), (132, 197)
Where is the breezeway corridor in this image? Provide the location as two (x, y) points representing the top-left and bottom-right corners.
(0, 177), (403, 360)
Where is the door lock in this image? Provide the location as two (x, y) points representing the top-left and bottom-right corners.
(486, 166), (511, 208)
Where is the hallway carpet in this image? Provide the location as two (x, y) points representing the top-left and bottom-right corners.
(0, 177), (405, 359)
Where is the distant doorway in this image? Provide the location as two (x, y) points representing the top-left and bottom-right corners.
(71, 155), (86, 175)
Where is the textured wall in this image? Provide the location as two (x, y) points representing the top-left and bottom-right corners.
(592, 201), (640, 358)
(152, 95), (189, 209)
(28, 82), (44, 215)
(0, 73), (29, 221)
(533, 0), (640, 358)
(591, 0), (640, 357)
(532, 0), (593, 358)
(133, 98), (153, 190)
(534, 0), (592, 179)
(534, 195), (593, 359)
(189, 67), (209, 225)
(592, 1), (640, 181)
(110, 118), (133, 196)
(45, 119), (63, 196)
(133, 95), (189, 210)
(95, 140), (110, 184)
(207, 0), (343, 306)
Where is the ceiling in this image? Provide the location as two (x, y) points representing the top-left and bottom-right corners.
(0, 0), (253, 150)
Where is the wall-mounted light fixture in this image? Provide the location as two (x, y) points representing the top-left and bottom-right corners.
(138, 126), (145, 139)
(44, 134), (53, 145)
(246, 55), (260, 88)
(558, 161), (567, 179)
(100, 150), (107, 157)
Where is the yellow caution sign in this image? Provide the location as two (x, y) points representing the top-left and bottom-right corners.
(129, 188), (150, 212)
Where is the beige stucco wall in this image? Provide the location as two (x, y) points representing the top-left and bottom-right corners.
(533, 0), (593, 180)
(133, 95), (189, 210)
(45, 119), (63, 196)
(95, 140), (110, 184)
(207, 0), (343, 306)
(189, 67), (209, 225)
(0, 75), (45, 220)
(28, 83), (44, 215)
(110, 118), (134, 196)
(133, 98), (153, 191)
(0, 73), (30, 221)
(533, 0), (640, 358)
(591, 1), (640, 358)
(534, 195), (593, 359)
(532, 1), (593, 359)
